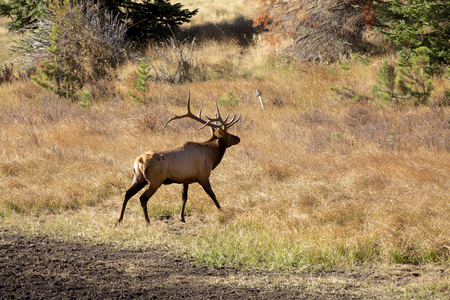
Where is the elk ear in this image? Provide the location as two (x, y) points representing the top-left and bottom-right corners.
(214, 128), (225, 138)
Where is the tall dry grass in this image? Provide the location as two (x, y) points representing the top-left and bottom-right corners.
(0, 2), (449, 275)
(1, 54), (449, 270)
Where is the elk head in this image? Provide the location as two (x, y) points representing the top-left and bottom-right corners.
(164, 92), (241, 148)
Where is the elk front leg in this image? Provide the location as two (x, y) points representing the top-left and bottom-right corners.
(199, 179), (221, 210)
(180, 183), (189, 222)
(116, 181), (146, 226)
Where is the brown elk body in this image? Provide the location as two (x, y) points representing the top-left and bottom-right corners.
(116, 95), (240, 225)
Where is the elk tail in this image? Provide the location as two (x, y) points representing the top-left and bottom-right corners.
(133, 158), (147, 184)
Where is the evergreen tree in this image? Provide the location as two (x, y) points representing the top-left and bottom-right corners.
(134, 58), (153, 103)
(372, 47), (435, 106)
(375, 0), (450, 64)
(0, 0), (197, 43)
(397, 47), (435, 105)
(0, 0), (46, 31)
(372, 59), (398, 102)
(95, 0), (197, 42)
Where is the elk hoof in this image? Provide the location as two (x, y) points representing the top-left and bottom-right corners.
(179, 217), (186, 223)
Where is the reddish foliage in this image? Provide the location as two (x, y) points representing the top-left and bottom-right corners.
(362, 2), (377, 29)
(246, 0), (378, 61)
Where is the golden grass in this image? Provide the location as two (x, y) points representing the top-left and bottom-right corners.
(178, 0), (253, 25)
(1, 56), (449, 271)
(0, 3), (449, 287)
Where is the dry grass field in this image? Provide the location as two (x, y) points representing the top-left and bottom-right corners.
(179, 0), (254, 25)
(0, 1), (449, 298)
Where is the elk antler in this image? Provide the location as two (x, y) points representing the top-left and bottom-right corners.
(206, 100), (241, 132)
(164, 92), (241, 131)
(163, 92), (221, 130)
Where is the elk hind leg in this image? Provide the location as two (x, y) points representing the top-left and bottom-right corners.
(139, 184), (160, 224)
(116, 181), (147, 226)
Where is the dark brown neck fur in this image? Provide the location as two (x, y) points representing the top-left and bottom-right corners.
(202, 136), (226, 170)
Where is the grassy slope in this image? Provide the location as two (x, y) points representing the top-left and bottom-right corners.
(0, 1), (449, 297)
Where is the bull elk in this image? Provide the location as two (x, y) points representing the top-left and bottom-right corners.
(116, 94), (241, 225)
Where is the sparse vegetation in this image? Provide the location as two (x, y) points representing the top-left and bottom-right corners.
(145, 36), (200, 83)
(0, 1), (449, 298)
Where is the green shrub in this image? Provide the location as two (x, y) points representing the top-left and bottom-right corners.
(219, 91), (239, 107)
(330, 62), (366, 103)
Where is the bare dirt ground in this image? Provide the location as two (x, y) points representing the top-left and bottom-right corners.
(1, 230), (448, 299)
